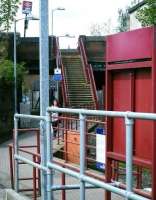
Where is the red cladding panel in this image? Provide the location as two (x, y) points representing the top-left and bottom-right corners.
(109, 68), (153, 161)
(107, 27), (153, 62)
(134, 69), (153, 160)
(112, 71), (132, 154)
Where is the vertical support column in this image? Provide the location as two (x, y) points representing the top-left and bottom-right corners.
(105, 70), (113, 200)
(152, 26), (156, 200)
(79, 113), (86, 200)
(125, 116), (134, 199)
(39, 0), (49, 199)
(14, 116), (19, 192)
(13, 20), (17, 113)
(46, 112), (53, 200)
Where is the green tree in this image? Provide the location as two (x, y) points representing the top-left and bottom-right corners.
(136, 0), (156, 26)
(0, 59), (26, 85)
(0, 0), (20, 32)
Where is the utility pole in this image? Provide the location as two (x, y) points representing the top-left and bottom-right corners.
(39, 0), (49, 199)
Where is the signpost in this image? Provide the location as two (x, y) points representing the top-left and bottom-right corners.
(53, 68), (62, 81)
(22, 1), (32, 14)
(53, 68), (62, 99)
(22, 1), (32, 37)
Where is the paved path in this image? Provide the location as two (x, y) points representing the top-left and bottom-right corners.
(0, 131), (123, 200)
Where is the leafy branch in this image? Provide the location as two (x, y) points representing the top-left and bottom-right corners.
(136, 0), (156, 26)
(0, 0), (20, 32)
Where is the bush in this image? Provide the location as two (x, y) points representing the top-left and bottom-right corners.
(0, 59), (26, 142)
(0, 59), (26, 85)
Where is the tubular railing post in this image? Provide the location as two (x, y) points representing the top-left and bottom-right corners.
(33, 155), (37, 200)
(46, 112), (53, 200)
(9, 145), (14, 189)
(14, 116), (19, 192)
(79, 113), (86, 200)
(40, 120), (47, 200)
(125, 116), (134, 199)
(36, 130), (41, 195)
(61, 172), (66, 200)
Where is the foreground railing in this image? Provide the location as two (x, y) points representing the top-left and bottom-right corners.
(13, 108), (153, 200)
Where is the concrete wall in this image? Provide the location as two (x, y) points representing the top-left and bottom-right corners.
(23, 74), (39, 92)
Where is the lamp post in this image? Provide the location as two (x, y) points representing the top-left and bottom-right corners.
(14, 16), (39, 113)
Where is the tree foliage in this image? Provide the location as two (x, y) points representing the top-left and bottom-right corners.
(0, 59), (26, 85)
(0, 0), (20, 32)
(136, 0), (156, 26)
(116, 1), (143, 32)
(116, 8), (130, 32)
(90, 19), (112, 36)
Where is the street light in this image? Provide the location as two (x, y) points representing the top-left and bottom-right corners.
(14, 16), (39, 113)
(51, 7), (65, 36)
(58, 34), (75, 38)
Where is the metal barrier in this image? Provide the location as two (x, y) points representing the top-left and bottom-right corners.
(13, 108), (153, 200)
(8, 128), (40, 200)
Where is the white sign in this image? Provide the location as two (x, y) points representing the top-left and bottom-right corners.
(54, 68), (61, 75)
(22, 1), (32, 14)
(96, 128), (106, 170)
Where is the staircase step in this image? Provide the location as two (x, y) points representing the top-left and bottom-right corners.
(68, 89), (91, 93)
(61, 52), (95, 109)
(68, 93), (92, 96)
(67, 82), (88, 85)
(69, 95), (93, 98)
(68, 85), (91, 88)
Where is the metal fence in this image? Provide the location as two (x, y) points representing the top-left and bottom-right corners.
(13, 107), (154, 200)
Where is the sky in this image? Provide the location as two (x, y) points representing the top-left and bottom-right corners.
(11, 0), (132, 48)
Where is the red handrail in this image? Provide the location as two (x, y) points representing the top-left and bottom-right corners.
(79, 38), (89, 82)
(88, 64), (98, 109)
(55, 38), (69, 106)
(78, 38), (99, 109)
